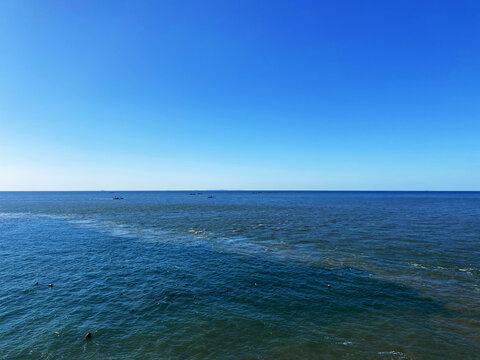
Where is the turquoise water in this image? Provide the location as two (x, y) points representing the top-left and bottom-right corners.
(0, 191), (479, 359)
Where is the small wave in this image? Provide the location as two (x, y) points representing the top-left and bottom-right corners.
(410, 262), (428, 269)
(409, 262), (479, 276)
(409, 262), (453, 271)
(188, 229), (206, 235)
(458, 267), (479, 275)
(378, 350), (409, 359)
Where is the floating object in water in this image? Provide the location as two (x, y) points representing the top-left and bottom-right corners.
(48, 284), (54, 287)
(85, 332), (92, 340)
(34, 281), (39, 286)
(327, 284), (331, 288)
(207, 196), (215, 198)
(189, 193), (196, 195)
(113, 197), (124, 200)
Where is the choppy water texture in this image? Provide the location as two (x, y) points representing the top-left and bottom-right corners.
(1, 191), (479, 360)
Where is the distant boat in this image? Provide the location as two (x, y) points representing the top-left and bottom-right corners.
(113, 197), (124, 200)
(207, 196), (215, 198)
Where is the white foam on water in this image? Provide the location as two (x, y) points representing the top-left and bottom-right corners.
(0, 212), (66, 221)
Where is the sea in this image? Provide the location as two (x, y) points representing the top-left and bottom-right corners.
(0, 191), (479, 359)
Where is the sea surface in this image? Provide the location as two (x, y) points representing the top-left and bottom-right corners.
(0, 191), (479, 360)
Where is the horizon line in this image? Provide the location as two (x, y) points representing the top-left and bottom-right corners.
(0, 189), (479, 192)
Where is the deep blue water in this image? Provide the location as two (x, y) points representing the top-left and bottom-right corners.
(0, 191), (479, 359)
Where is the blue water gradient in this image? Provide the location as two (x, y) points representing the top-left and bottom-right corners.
(1, 192), (479, 359)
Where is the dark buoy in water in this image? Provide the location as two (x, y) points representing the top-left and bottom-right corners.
(327, 284), (331, 288)
(34, 281), (39, 286)
(85, 332), (92, 340)
(48, 284), (54, 288)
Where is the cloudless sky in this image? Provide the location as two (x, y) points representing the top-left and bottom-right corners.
(0, 0), (479, 190)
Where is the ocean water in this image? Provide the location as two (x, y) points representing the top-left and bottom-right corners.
(0, 191), (479, 360)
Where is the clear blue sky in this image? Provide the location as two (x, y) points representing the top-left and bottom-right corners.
(0, 0), (479, 190)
